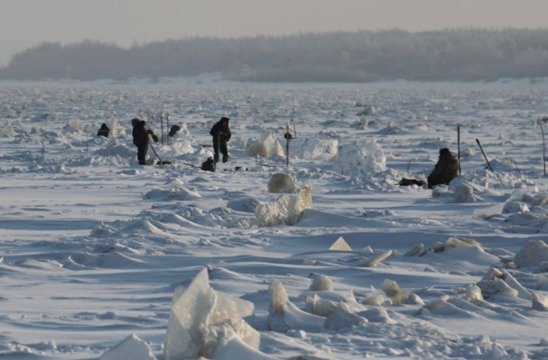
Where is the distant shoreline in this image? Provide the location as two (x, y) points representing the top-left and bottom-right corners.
(1, 29), (547, 83)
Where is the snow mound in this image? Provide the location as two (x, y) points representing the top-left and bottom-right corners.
(143, 187), (201, 201)
(375, 123), (408, 135)
(226, 196), (260, 213)
(305, 294), (338, 316)
(0, 121), (16, 137)
(362, 292), (390, 306)
(94, 141), (135, 158)
(267, 173), (297, 194)
(433, 179), (481, 203)
(360, 249), (393, 267)
(308, 274), (334, 292)
(381, 279), (408, 305)
(532, 293), (548, 311)
(514, 240), (548, 270)
(246, 133), (285, 158)
(324, 306), (367, 330)
(433, 237), (485, 253)
(502, 201), (530, 214)
(64, 118), (86, 133)
(359, 307), (395, 323)
(289, 137), (339, 161)
(329, 236), (352, 251)
(255, 185), (313, 226)
(99, 334), (156, 360)
(268, 280), (324, 332)
(212, 335), (276, 360)
(332, 140), (386, 178)
(164, 268), (258, 360)
(476, 267), (524, 300)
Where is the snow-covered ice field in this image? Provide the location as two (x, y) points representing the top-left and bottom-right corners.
(0, 79), (547, 359)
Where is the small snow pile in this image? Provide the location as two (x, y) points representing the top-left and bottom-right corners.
(502, 201), (530, 214)
(268, 280), (324, 332)
(332, 140), (386, 178)
(404, 243), (427, 256)
(143, 186), (201, 201)
(531, 292), (548, 311)
(432, 237), (485, 253)
(463, 284), (484, 303)
(94, 141), (135, 158)
(502, 188), (548, 233)
(246, 133), (285, 158)
(477, 267), (522, 300)
(323, 306), (367, 330)
(100, 334), (156, 360)
(0, 121), (16, 137)
(289, 137), (339, 161)
(362, 292), (390, 306)
(64, 118), (86, 133)
(90, 223), (117, 237)
(381, 279), (408, 305)
(329, 236), (352, 251)
(211, 336), (276, 360)
(375, 123), (407, 135)
(360, 250), (393, 267)
(267, 173), (297, 194)
(105, 120), (126, 138)
(432, 178), (481, 203)
(359, 307), (394, 323)
(360, 249), (393, 267)
(356, 105), (375, 116)
(255, 185), (313, 226)
(164, 268), (260, 360)
(305, 294), (338, 316)
(226, 196), (260, 213)
(308, 274), (334, 291)
(514, 240), (548, 269)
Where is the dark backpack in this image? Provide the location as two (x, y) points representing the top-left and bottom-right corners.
(201, 157), (216, 172)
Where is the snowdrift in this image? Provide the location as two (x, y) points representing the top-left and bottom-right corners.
(255, 185), (313, 226)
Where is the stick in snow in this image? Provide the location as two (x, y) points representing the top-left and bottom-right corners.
(475, 139), (494, 172)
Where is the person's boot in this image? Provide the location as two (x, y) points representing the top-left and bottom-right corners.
(214, 153), (219, 163)
(222, 154), (229, 163)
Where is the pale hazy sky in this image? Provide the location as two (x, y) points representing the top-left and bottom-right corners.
(1, 0), (547, 65)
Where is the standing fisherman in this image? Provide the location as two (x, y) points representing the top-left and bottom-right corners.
(131, 118), (158, 165)
(209, 117), (231, 163)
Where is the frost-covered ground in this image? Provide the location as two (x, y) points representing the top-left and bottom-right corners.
(0, 79), (547, 359)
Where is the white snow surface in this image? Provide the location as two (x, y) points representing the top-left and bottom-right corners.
(0, 79), (547, 359)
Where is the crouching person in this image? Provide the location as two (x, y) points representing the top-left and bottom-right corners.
(97, 123), (110, 138)
(131, 118), (158, 165)
(427, 148), (459, 188)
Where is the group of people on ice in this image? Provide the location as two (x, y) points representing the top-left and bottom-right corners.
(97, 115), (459, 189)
(97, 116), (231, 168)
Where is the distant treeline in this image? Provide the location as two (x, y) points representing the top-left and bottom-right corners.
(1, 29), (547, 82)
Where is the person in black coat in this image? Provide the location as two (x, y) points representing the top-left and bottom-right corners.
(131, 118), (158, 165)
(427, 148), (460, 188)
(209, 117), (231, 163)
(97, 123), (110, 137)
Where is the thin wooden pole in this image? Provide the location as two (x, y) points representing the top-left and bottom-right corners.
(457, 126), (461, 176)
(476, 139), (494, 172)
(540, 122), (546, 177)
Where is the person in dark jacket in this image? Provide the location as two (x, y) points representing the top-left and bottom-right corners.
(209, 117), (231, 163)
(131, 118), (158, 165)
(168, 124), (181, 137)
(97, 123), (110, 137)
(427, 148), (460, 189)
